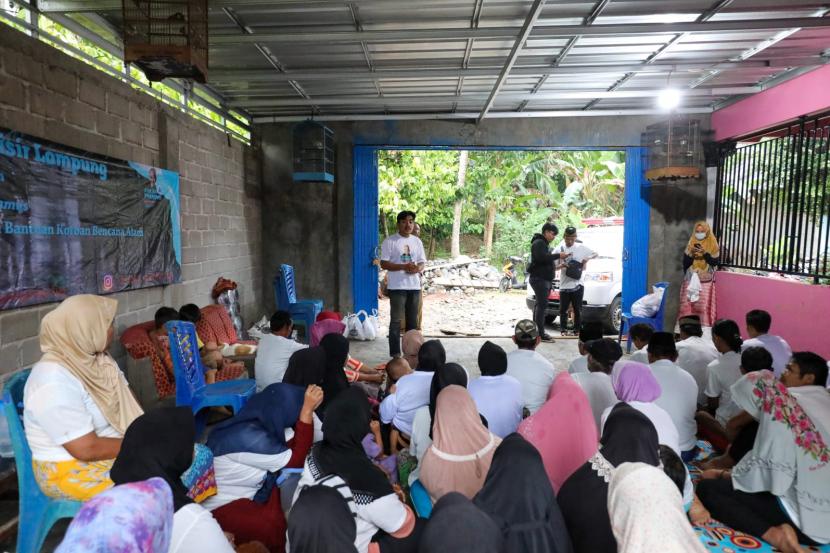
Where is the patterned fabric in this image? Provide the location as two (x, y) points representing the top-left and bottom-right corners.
(34, 444), (216, 503)
(197, 304), (255, 347)
(679, 278), (716, 327)
(687, 440), (830, 553)
(181, 443), (217, 503)
(120, 319), (246, 400)
(33, 458), (115, 501)
(746, 373), (829, 462)
(55, 477), (173, 553)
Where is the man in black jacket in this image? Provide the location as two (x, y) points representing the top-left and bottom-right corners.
(527, 222), (569, 341)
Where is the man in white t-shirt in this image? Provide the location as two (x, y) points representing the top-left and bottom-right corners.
(380, 210), (426, 358)
(675, 315), (719, 405)
(627, 323), (654, 364)
(555, 227), (598, 336)
(254, 310), (307, 391)
(741, 309), (792, 378)
(568, 321), (604, 375)
(506, 319), (559, 415)
(572, 338), (623, 431)
(648, 332), (699, 461)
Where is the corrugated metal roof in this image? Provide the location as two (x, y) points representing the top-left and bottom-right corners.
(38, 0), (830, 121)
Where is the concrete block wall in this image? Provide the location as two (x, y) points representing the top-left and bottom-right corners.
(0, 28), (263, 373)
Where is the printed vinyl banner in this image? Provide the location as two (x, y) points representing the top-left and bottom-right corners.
(0, 127), (181, 311)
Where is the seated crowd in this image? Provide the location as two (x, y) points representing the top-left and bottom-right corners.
(20, 294), (829, 553)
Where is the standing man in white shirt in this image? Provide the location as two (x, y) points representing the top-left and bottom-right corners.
(555, 227), (598, 337)
(741, 309), (792, 378)
(506, 319), (559, 415)
(648, 332), (699, 461)
(254, 310), (307, 391)
(676, 315), (719, 405)
(380, 210), (427, 358)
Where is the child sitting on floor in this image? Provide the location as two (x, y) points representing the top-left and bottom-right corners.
(150, 306), (218, 384)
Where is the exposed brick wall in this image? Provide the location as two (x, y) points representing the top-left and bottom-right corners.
(0, 27), (263, 373)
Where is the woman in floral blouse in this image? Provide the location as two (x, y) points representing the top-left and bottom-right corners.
(696, 353), (830, 553)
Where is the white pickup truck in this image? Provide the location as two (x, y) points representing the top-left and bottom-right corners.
(526, 224), (624, 334)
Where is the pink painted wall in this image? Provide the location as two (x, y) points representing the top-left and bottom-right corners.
(712, 65), (830, 141)
(715, 271), (830, 359)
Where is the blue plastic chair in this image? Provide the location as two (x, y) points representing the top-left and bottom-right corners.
(165, 320), (256, 434)
(2, 369), (82, 553)
(409, 479), (433, 518)
(619, 281), (670, 352)
(274, 264), (323, 342)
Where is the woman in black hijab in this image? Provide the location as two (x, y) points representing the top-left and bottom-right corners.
(419, 492), (505, 553)
(298, 387), (420, 553)
(283, 347), (327, 389)
(474, 433), (573, 553)
(428, 362), (469, 438)
(556, 403), (660, 553)
(319, 333), (351, 411)
(111, 408), (236, 551)
(416, 339), (446, 372)
(288, 485), (358, 553)
(111, 407), (195, 512)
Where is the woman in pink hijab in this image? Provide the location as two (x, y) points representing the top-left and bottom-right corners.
(518, 372), (598, 492)
(420, 385), (500, 502)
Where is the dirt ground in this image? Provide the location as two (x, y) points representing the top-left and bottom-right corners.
(376, 289), (536, 337)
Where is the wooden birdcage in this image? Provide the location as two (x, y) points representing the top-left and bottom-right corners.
(642, 118), (703, 182)
(122, 0), (208, 82)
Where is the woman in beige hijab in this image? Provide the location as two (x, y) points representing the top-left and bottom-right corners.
(24, 294), (144, 501)
(419, 385), (500, 502)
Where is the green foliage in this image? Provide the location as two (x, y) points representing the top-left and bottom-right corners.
(378, 150), (462, 240)
(378, 149), (626, 260)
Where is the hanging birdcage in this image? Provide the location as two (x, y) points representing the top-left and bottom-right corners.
(292, 121), (335, 183)
(122, 0), (208, 82)
(642, 118), (702, 182)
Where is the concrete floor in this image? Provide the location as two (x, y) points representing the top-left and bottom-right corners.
(350, 335), (582, 378)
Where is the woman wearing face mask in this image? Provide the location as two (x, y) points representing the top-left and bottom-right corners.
(679, 221), (720, 327)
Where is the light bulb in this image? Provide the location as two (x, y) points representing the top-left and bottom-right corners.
(657, 88), (681, 111)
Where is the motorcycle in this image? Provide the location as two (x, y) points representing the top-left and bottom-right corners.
(499, 255), (529, 292)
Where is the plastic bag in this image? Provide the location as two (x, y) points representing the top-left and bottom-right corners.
(631, 285), (665, 318)
(342, 313), (366, 341)
(687, 272), (702, 303)
(246, 316), (270, 341)
(359, 309), (377, 341)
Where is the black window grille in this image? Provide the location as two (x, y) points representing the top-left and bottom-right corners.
(713, 114), (830, 281)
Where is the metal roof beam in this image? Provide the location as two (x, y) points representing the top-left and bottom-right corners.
(210, 18), (830, 45)
(208, 59), (808, 83)
(477, 0), (547, 122)
(251, 107), (713, 123)
(583, 0), (735, 111)
(230, 86), (758, 108)
(519, 0), (613, 111)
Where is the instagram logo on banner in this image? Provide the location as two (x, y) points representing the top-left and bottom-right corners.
(102, 274), (114, 291)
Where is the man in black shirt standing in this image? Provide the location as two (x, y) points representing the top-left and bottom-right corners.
(527, 222), (569, 342)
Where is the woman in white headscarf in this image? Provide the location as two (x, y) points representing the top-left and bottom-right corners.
(607, 462), (706, 553)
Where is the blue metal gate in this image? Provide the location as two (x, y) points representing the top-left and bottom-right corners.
(352, 146), (380, 314)
(621, 146), (651, 314)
